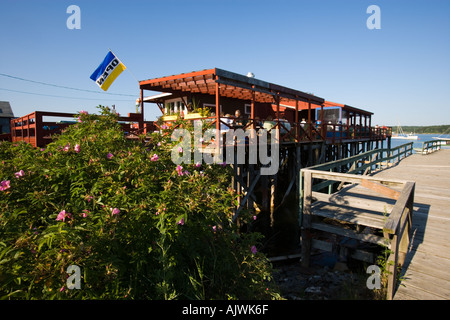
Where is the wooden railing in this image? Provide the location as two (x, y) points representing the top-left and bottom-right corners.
(420, 139), (449, 155)
(319, 123), (392, 142)
(301, 168), (415, 300)
(10, 111), (75, 147)
(300, 142), (413, 195)
(159, 115), (392, 144)
(10, 111), (155, 148)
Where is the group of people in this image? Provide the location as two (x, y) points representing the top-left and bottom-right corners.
(219, 110), (296, 135)
(219, 110), (245, 132)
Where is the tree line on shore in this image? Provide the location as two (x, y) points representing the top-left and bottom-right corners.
(396, 125), (450, 134)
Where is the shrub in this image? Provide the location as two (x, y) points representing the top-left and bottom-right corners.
(0, 106), (278, 300)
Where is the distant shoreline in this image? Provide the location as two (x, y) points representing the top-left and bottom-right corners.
(387, 125), (450, 135)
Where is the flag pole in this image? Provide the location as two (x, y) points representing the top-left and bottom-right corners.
(108, 48), (140, 84)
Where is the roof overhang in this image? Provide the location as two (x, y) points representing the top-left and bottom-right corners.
(143, 92), (173, 103)
(139, 68), (325, 106)
(343, 105), (373, 116)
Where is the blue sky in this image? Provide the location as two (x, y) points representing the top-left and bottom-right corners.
(0, 0), (449, 126)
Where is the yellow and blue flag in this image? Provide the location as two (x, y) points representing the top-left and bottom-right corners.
(90, 51), (126, 91)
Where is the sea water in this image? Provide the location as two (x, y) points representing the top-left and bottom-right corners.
(390, 134), (450, 153)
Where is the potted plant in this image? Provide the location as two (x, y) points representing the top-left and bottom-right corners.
(184, 98), (209, 119)
(161, 103), (180, 121)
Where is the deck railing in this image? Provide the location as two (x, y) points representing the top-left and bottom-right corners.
(300, 142), (413, 195)
(10, 111), (155, 148)
(320, 122), (392, 142)
(301, 168), (415, 300)
(420, 139), (449, 155)
(159, 115), (391, 144)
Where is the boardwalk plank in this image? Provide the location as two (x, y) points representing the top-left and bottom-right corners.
(370, 149), (450, 300)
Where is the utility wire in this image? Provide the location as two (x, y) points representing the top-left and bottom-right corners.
(0, 72), (137, 97)
(0, 87), (133, 101)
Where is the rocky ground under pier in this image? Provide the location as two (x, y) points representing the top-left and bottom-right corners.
(272, 252), (384, 300)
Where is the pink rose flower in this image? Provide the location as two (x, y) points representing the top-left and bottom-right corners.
(0, 180), (10, 191)
(15, 170), (25, 178)
(176, 165), (184, 176)
(56, 210), (70, 222)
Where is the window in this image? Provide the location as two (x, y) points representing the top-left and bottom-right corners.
(244, 104), (251, 115)
(165, 100), (185, 114)
(0, 109), (3, 113)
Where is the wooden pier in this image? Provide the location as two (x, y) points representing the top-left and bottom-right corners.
(300, 145), (450, 299)
(372, 148), (450, 300)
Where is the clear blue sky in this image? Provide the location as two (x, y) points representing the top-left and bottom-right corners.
(0, 0), (449, 126)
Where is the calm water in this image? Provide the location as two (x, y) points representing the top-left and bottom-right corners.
(389, 133), (450, 152)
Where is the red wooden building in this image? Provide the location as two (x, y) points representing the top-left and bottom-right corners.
(8, 111), (155, 148)
(138, 68), (390, 143)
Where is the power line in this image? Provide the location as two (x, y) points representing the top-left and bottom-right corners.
(0, 87), (133, 101)
(0, 72), (137, 97)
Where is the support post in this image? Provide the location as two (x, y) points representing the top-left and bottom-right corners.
(301, 170), (312, 267)
(295, 98), (299, 141)
(140, 89), (144, 117)
(251, 86), (255, 141)
(215, 80), (220, 136)
(320, 104), (324, 139)
(308, 99), (311, 139)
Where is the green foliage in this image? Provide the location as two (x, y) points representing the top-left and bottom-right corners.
(0, 106), (279, 300)
(400, 125), (450, 134)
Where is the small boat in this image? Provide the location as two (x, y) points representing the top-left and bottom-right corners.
(432, 129), (450, 142)
(392, 122), (418, 140)
(432, 137), (450, 141)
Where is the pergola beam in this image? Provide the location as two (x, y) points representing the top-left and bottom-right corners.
(140, 68), (325, 107)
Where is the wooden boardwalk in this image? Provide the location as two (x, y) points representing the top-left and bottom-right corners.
(371, 149), (450, 300)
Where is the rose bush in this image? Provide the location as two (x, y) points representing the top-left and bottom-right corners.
(0, 106), (279, 299)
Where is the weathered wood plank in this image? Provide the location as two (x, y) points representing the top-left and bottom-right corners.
(312, 191), (395, 213)
(311, 222), (387, 247)
(307, 169), (406, 187)
(398, 269), (450, 299)
(395, 283), (446, 300)
(384, 182), (415, 234)
(360, 179), (401, 200)
(311, 199), (387, 226)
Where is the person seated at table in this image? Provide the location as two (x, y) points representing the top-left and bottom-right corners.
(279, 117), (291, 135)
(254, 116), (263, 129)
(220, 113), (233, 133)
(233, 109), (244, 128)
(263, 116), (275, 132)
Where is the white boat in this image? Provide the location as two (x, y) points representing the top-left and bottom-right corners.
(432, 130), (450, 142)
(392, 133), (418, 140)
(432, 137), (450, 141)
(391, 122), (418, 140)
